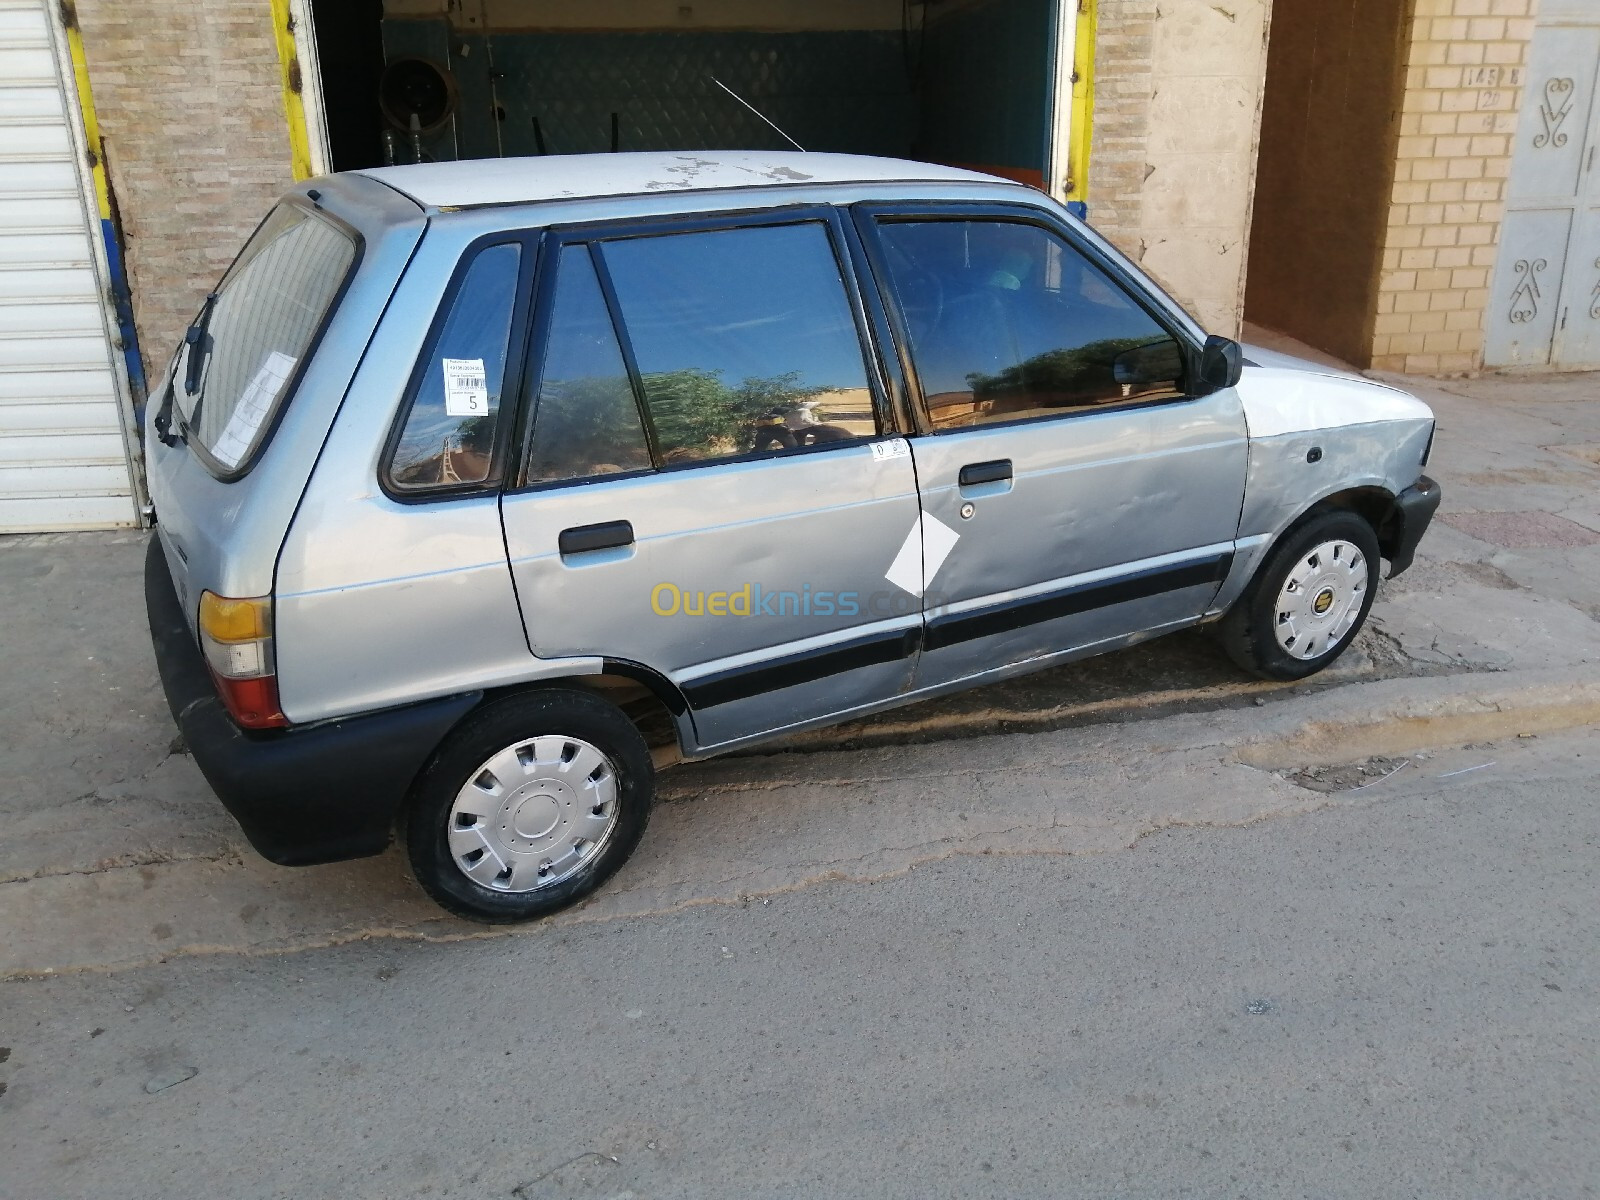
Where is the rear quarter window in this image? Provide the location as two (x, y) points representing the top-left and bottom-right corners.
(173, 203), (358, 476)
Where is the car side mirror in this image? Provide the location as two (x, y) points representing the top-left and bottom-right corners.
(1198, 334), (1243, 393)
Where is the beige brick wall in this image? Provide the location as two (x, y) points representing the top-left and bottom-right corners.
(1088, 0), (1272, 335)
(74, 0), (295, 368)
(1370, 0), (1537, 374)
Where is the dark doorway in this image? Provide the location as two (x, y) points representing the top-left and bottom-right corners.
(1244, 0), (1415, 366)
(309, 0), (386, 172)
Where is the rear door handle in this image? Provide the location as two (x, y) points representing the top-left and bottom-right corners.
(559, 520), (634, 556)
(959, 459), (1012, 487)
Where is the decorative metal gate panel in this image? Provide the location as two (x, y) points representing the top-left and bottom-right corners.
(1486, 11), (1600, 369)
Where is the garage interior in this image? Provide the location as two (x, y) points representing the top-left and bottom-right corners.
(307, 0), (1060, 190)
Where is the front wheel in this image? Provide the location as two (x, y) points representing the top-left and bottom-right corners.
(405, 689), (654, 923)
(1218, 510), (1380, 681)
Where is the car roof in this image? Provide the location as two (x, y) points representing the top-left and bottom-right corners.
(355, 152), (1003, 211)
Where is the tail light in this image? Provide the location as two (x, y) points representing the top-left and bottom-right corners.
(198, 591), (287, 729)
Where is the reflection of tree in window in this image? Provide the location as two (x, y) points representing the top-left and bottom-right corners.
(601, 222), (878, 465)
(964, 335), (1183, 418)
(642, 368), (865, 462)
(877, 219), (1184, 430)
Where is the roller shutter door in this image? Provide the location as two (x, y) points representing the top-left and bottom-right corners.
(0, 0), (138, 532)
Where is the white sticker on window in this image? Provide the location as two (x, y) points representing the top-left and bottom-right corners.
(210, 350), (297, 469)
(870, 437), (910, 462)
(442, 357), (489, 418)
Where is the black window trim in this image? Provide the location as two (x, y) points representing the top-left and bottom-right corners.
(378, 230), (539, 504)
(180, 195), (365, 483)
(850, 200), (1206, 439)
(508, 204), (901, 495)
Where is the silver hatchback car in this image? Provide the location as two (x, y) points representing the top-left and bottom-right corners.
(144, 152), (1440, 922)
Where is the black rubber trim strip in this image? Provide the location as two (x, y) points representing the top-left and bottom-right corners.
(923, 552), (1234, 652)
(601, 657), (690, 715)
(683, 626), (920, 710)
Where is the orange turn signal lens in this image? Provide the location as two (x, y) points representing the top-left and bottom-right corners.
(199, 591), (271, 643)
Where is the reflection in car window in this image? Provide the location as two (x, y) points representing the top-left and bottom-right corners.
(876, 220), (1185, 430)
(176, 204), (355, 472)
(527, 245), (652, 485)
(389, 242), (520, 491)
(599, 222), (878, 465)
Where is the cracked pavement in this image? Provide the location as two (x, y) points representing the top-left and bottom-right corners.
(4, 363), (1600, 973)
(1, 354), (1599, 1194)
(1, 727), (1596, 1198)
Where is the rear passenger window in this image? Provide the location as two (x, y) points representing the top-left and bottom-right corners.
(598, 222), (878, 466)
(526, 245), (652, 485)
(388, 242), (521, 492)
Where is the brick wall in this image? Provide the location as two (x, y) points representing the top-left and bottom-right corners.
(1088, 0), (1272, 335)
(73, 0), (295, 368)
(1370, 0), (1536, 373)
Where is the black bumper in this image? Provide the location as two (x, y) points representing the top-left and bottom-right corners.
(1385, 474), (1441, 578)
(144, 536), (480, 866)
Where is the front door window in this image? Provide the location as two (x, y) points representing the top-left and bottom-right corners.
(875, 218), (1186, 428)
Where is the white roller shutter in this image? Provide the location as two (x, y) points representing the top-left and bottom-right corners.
(0, 0), (139, 532)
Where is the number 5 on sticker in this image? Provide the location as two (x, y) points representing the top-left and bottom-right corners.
(442, 357), (489, 418)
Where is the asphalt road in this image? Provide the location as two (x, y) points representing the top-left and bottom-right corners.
(2, 727), (1595, 1199)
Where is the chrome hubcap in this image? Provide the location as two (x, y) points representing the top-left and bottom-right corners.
(1273, 539), (1368, 661)
(447, 735), (620, 892)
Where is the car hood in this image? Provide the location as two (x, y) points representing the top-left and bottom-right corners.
(1235, 343), (1433, 439)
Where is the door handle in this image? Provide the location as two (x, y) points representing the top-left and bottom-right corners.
(959, 459), (1013, 487)
(559, 520), (634, 556)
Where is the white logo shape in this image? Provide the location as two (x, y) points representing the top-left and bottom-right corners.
(885, 510), (960, 597)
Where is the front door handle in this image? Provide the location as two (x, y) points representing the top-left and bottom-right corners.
(959, 459), (1012, 487)
(559, 520), (634, 556)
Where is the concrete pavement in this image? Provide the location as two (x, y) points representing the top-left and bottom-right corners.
(2, 726), (1596, 1199)
(0, 348), (1598, 976)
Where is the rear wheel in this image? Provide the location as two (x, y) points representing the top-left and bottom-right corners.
(405, 689), (653, 922)
(1218, 510), (1380, 681)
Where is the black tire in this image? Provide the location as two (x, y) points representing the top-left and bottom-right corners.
(1217, 509), (1381, 681)
(405, 688), (653, 923)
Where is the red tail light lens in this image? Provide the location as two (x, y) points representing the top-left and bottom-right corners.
(198, 591), (288, 730)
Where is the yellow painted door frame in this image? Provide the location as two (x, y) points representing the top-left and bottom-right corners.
(270, 0), (330, 180)
(1046, 0), (1096, 207)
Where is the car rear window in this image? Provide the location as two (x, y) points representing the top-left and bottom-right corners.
(173, 203), (357, 475)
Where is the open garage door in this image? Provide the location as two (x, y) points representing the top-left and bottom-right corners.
(306, 0), (1067, 197)
(0, 0), (141, 532)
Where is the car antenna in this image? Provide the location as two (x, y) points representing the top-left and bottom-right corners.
(710, 77), (805, 152)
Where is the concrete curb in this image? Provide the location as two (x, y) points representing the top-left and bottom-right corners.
(1217, 667), (1600, 769)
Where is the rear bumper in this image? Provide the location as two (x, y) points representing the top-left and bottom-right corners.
(1385, 474), (1441, 578)
(144, 536), (479, 866)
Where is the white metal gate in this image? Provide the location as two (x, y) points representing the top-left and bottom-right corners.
(1486, 0), (1600, 369)
(0, 0), (139, 532)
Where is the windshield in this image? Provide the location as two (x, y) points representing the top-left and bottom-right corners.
(173, 203), (357, 474)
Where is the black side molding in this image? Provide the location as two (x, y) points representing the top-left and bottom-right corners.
(559, 520), (634, 556)
(923, 552), (1233, 652)
(683, 627), (920, 710)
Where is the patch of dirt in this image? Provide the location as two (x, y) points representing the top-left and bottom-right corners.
(1281, 755), (1410, 793)
(1548, 443), (1600, 467)
(1452, 561), (1526, 591)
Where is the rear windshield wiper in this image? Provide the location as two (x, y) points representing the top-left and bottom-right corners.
(154, 291), (217, 447)
(182, 291), (219, 396)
